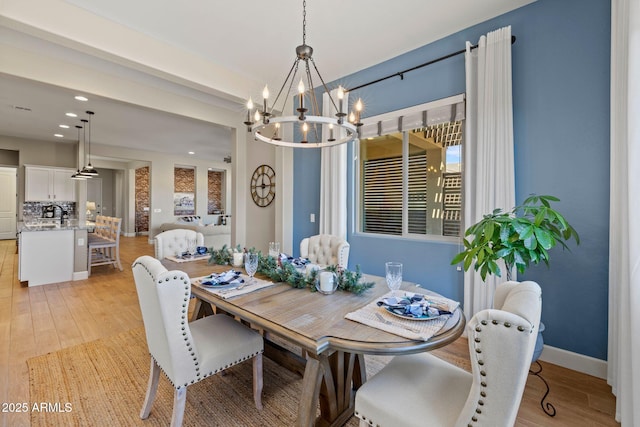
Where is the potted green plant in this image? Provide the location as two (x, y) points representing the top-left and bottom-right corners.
(451, 194), (579, 281)
(451, 194), (579, 364)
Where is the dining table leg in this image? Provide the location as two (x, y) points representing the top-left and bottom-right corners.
(297, 350), (365, 427)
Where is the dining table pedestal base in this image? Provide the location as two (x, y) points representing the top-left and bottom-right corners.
(298, 350), (366, 427)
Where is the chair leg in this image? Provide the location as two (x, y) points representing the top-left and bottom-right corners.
(253, 353), (263, 410)
(115, 244), (123, 271)
(171, 386), (187, 427)
(140, 357), (161, 419)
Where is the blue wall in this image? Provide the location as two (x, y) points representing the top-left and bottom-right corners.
(293, 0), (611, 360)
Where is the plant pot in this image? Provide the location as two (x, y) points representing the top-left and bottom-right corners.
(532, 321), (545, 362)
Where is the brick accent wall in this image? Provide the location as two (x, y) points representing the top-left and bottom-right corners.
(208, 170), (223, 214)
(135, 166), (149, 232)
(174, 167), (195, 192)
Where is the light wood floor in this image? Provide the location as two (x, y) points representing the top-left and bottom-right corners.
(0, 237), (619, 426)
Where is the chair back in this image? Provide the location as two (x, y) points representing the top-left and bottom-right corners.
(154, 229), (204, 259)
(455, 281), (542, 427)
(132, 255), (201, 387)
(299, 234), (350, 268)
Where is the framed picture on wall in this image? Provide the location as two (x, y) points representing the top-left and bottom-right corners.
(174, 192), (195, 215)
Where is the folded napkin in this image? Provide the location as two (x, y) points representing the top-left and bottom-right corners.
(377, 293), (453, 318)
(279, 254), (309, 268)
(200, 270), (244, 287)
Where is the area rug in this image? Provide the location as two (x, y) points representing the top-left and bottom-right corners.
(28, 327), (389, 426)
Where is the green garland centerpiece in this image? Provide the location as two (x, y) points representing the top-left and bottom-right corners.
(208, 244), (374, 295)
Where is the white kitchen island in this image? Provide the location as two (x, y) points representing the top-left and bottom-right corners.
(18, 222), (86, 286)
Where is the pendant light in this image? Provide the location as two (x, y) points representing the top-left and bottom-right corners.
(80, 111), (99, 177)
(71, 124), (87, 180)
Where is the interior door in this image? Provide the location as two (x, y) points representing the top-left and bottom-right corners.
(0, 167), (17, 240)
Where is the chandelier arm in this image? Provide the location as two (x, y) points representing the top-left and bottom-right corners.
(310, 57), (341, 116)
(304, 63), (322, 142)
(270, 59), (300, 116)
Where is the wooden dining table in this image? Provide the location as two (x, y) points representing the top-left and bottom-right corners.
(161, 258), (465, 427)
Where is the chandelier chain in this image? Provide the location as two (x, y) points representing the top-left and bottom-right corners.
(302, 0), (307, 45)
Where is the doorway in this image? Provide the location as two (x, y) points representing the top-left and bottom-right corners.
(0, 167), (17, 240)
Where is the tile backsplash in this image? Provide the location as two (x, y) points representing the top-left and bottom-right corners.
(23, 201), (77, 220)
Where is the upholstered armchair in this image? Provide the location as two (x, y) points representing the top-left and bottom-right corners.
(355, 281), (542, 427)
(132, 256), (264, 427)
(154, 229), (204, 259)
(299, 234), (350, 269)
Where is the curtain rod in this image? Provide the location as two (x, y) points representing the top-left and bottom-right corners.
(346, 35), (516, 93)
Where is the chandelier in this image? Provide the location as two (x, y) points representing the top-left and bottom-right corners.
(244, 0), (364, 148)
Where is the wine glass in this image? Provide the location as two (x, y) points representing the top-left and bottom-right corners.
(385, 262), (403, 298)
(244, 253), (259, 284)
(188, 238), (197, 257)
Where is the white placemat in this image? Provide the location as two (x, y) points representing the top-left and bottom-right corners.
(165, 254), (210, 263)
(191, 274), (276, 299)
(345, 291), (460, 341)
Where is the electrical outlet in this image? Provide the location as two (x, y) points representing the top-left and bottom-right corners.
(78, 238), (85, 246)
(153, 208), (161, 213)
(310, 213), (315, 223)
(456, 266), (462, 271)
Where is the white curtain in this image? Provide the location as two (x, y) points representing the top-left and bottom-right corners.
(319, 90), (348, 239)
(463, 26), (515, 320)
(608, 0), (640, 424)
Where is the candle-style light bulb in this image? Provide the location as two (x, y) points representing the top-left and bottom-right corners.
(302, 122), (309, 142)
(337, 86), (345, 116)
(328, 123), (334, 141)
(261, 85), (270, 123)
(274, 122), (281, 140)
(349, 112), (356, 123)
(244, 97), (255, 127)
(337, 86), (344, 100)
(298, 79), (305, 94)
(254, 109), (261, 122)
(354, 98), (363, 125)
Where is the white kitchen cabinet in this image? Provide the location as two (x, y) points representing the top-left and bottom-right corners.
(19, 228), (75, 286)
(25, 166), (76, 202)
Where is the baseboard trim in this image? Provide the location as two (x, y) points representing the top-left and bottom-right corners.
(539, 344), (607, 379)
(72, 271), (89, 281)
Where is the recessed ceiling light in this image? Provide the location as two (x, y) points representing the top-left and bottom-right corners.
(74, 95), (88, 101)
(54, 134), (64, 138)
(59, 124), (70, 129)
(188, 151), (195, 155)
(65, 112), (77, 117)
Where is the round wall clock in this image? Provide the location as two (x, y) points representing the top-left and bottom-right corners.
(250, 164), (276, 207)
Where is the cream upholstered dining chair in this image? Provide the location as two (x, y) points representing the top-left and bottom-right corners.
(132, 256), (264, 427)
(154, 229), (204, 259)
(355, 281), (542, 427)
(299, 234), (350, 269)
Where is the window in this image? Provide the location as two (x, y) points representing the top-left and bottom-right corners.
(357, 95), (464, 239)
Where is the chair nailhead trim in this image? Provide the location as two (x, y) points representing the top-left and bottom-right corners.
(478, 400), (484, 405)
(504, 322), (511, 327)
(480, 391), (486, 397)
(480, 320), (487, 325)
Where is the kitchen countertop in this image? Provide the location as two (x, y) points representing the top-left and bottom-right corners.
(18, 220), (95, 232)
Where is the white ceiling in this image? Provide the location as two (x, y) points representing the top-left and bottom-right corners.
(0, 0), (535, 161)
